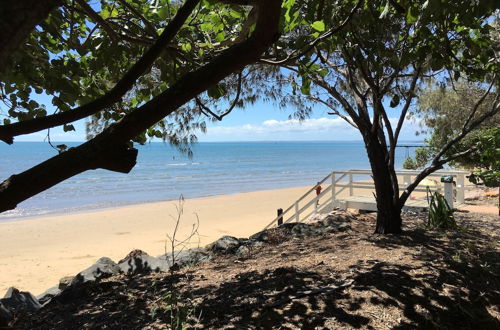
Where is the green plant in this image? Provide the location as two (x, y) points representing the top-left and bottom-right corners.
(426, 187), (456, 229)
(150, 289), (200, 330)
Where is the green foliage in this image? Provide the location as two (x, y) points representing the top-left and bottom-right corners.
(150, 289), (199, 329)
(426, 187), (456, 229)
(408, 81), (499, 171)
(403, 156), (418, 170)
(467, 127), (500, 187)
(0, 0), (254, 151)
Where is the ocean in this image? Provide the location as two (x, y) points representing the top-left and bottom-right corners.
(0, 141), (417, 220)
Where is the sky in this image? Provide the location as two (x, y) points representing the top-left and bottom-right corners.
(12, 94), (425, 143)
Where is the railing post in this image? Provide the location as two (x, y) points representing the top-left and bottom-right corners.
(277, 208), (283, 226)
(443, 182), (454, 209)
(294, 201), (299, 222)
(403, 174), (411, 187)
(456, 174), (465, 205)
(331, 172), (336, 208)
(348, 173), (353, 196)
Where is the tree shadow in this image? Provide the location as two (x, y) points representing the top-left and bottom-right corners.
(190, 266), (371, 329)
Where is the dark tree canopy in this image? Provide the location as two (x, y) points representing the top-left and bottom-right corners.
(0, 0), (283, 212)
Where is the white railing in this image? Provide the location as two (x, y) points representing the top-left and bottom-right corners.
(263, 169), (470, 230)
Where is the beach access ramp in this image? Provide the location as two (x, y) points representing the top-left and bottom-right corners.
(264, 169), (470, 230)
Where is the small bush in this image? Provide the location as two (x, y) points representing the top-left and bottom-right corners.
(426, 187), (456, 229)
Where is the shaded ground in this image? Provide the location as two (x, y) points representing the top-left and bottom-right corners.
(15, 211), (500, 329)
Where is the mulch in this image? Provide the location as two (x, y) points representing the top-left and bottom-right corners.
(14, 211), (500, 329)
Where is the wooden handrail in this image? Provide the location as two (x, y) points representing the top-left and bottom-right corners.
(264, 169), (470, 230)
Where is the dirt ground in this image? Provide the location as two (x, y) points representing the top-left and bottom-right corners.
(16, 211), (500, 329)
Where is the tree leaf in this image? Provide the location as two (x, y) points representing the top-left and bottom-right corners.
(311, 21), (325, 32)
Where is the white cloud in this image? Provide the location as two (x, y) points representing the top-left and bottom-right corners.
(201, 117), (425, 141)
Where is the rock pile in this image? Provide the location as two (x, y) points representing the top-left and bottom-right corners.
(0, 211), (353, 327)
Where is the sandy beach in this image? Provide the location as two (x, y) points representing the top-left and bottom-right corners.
(0, 177), (481, 296)
(0, 185), (326, 295)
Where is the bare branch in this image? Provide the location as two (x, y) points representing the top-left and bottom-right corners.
(308, 95), (357, 128)
(393, 66), (420, 143)
(461, 79), (495, 131)
(399, 147), (477, 208)
(195, 71), (242, 121)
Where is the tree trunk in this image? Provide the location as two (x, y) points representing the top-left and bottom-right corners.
(364, 136), (402, 234)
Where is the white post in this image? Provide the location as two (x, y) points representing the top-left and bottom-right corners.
(443, 182), (454, 209)
(348, 173), (353, 196)
(331, 172), (336, 208)
(295, 201), (300, 222)
(456, 174), (465, 205)
(403, 174), (411, 187)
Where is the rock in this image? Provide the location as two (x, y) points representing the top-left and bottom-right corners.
(70, 257), (120, 286)
(118, 249), (149, 264)
(0, 301), (12, 327)
(0, 287), (41, 325)
(36, 286), (61, 306)
(249, 230), (269, 242)
(118, 254), (169, 275)
(58, 276), (74, 290)
(291, 223), (320, 237)
(248, 240), (265, 249)
(159, 248), (212, 269)
(207, 236), (241, 254)
(336, 223), (351, 232)
(235, 245), (251, 256)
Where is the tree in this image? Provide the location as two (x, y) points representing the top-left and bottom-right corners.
(467, 127), (500, 215)
(258, 0), (499, 233)
(405, 81), (500, 170)
(0, 0), (283, 212)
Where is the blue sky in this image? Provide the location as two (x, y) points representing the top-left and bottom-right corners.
(13, 94), (425, 143)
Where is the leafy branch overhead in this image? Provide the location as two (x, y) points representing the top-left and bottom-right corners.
(0, 0), (282, 212)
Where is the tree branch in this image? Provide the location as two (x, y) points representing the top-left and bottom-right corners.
(75, 0), (119, 41)
(116, 0), (158, 37)
(398, 147), (477, 208)
(308, 95), (357, 128)
(0, 0), (282, 212)
(398, 92), (500, 208)
(260, 0), (363, 65)
(431, 90), (499, 164)
(0, 0), (201, 144)
(195, 71), (243, 121)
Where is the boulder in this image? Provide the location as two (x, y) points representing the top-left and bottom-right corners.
(118, 254), (169, 275)
(161, 248), (212, 268)
(0, 301), (12, 327)
(117, 249), (149, 263)
(207, 236), (242, 254)
(58, 276), (74, 290)
(36, 285), (61, 306)
(249, 230), (269, 242)
(70, 257), (120, 286)
(0, 287), (41, 325)
(235, 245), (251, 256)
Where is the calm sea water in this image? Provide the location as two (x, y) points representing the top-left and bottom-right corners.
(0, 141), (416, 220)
